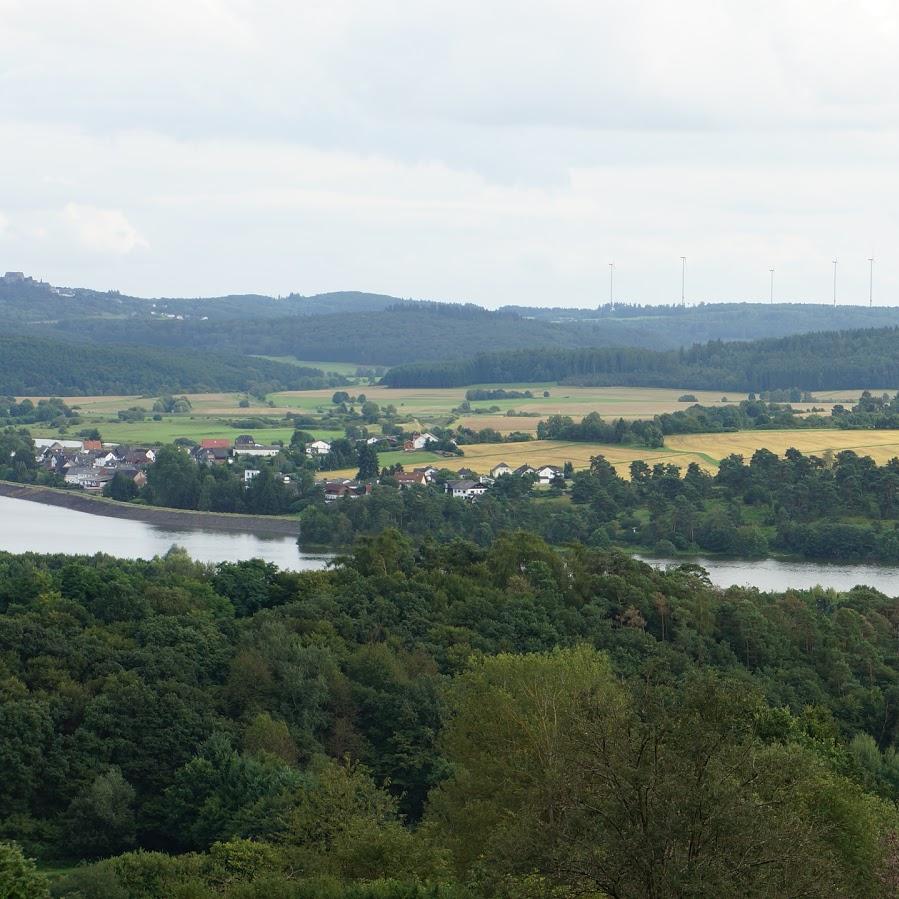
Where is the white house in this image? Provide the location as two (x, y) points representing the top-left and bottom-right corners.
(92, 451), (118, 468)
(64, 466), (111, 492)
(446, 479), (489, 500)
(535, 465), (564, 485)
(409, 432), (438, 451)
(305, 440), (332, 457)
(490, 462), (512, 478)
(244, 469), (261, 483)
(234, 444), (280, 458)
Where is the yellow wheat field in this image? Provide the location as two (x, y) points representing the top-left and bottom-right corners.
(328, 429), (899, 480)
(665, 429), (899, 466)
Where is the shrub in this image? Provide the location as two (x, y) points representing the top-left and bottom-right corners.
(0, 841), (50, 899)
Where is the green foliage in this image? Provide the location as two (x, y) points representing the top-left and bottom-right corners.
(304, 446), (899, 564)
(430, 650), (898, 897)
(65, 767), (136, 858)
(0, 335), (333, 395)
(145, 445), (202, 509)
(4, 539), (899, 893)
(104, 470), (140, 501)
(153, 395), (194, 414)
(0, 396), (75, 427)
(164, 733), (303, 850)
(0, 841), (49, 898)
(356, 444), (379, 481)
(383, 325), (899, 391)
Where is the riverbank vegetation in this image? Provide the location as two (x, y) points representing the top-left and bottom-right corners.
(2, 539), (899, 896)
(303, 446), (899, 564)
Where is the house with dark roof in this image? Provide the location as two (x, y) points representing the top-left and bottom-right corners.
(322, 480), (373, 502)
(192, 445), (232, 465)
(446, 479), (488, 500)
(535, 465), (564, 484)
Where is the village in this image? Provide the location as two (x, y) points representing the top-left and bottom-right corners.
(30, 431), (566, 507)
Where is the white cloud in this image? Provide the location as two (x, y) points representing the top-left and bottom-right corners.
(0, 2), (898, 303)
(60, 204), (148, 255)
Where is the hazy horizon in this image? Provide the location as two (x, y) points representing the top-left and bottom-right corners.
(1, 2), (897, 306)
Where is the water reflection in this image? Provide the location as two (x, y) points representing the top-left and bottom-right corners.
(0, 495), (329, 571)
(636, 554), (899, 594)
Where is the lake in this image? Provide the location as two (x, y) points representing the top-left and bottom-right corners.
(636, 554), (899, 594)
(2, 495), (899, 592)
(0, 495), (330, 571)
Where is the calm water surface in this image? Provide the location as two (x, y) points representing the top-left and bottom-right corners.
(0, 495), (330, 571)
(636, 554), (899, 594)
(3, 496), (899, 591)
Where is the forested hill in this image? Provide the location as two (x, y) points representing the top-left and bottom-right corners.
(27, 303), (613, 364)
(0, 278), (405, 324)
(0, 335), (331, 395)
(499, 300), (899, 344)
(10, 272), (899, 364)
(382, 325), (899, 391)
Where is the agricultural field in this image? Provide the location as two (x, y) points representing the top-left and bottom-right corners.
(257, 357), (380, 379)
(324, 440), (716, 480)
(666, 428), (899, 466)
(272, 385), (752, 420)
(22, 391), (343, 446)
(326, 429), (899, 481)
(19, 384), (891, 461)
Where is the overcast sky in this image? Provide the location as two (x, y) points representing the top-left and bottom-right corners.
(0, 1), (897, 306)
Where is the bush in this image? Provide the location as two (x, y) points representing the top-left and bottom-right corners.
(654, 539), (677, 556)
(0, 841), (50, 899)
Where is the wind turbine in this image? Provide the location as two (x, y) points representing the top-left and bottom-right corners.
(869, 257), (874, 307)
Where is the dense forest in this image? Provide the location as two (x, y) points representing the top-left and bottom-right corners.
(25, 304), (612, 365)
(2, 538), (899, 896)
(0, 335), (339, 395)
(11, 276), (899, 361)
(382, 326), (899, 391)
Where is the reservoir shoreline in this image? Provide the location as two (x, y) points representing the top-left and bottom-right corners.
(0, 480), (300, 536)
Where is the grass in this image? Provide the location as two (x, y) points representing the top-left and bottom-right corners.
(37, 862), (82, 881)
(30, 418), (344, 446)
(269, 385), (755, 421)
(258, 356), (372, 377)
